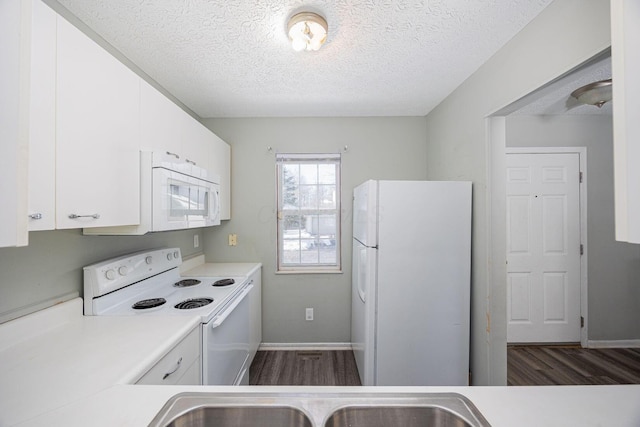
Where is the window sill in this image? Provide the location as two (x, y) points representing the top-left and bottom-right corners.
(275, 270), (343, 275)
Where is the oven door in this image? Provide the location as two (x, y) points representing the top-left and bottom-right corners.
(202, 284), (253, 385)
(152, 167), (220, 231)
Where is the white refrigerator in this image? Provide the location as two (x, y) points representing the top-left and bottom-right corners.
(351, 180), (472, 386)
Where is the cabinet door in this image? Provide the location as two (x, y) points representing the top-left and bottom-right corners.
(181, 114), (213, 173)
(140, 79), (182, 154)
(55, 16), (140, 229)
(0, 0), (29, 247)
(28, 0), (56, 231)
(612, 0), (640, 243)
(211, 133), (231, 220)
(136, 327), (201, 385)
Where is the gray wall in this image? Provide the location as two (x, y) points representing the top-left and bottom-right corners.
(201, 117), (428, 344)
(506, 114), (640, 341)
(0, 229), (203, 322)
(424, 0), (611, 385)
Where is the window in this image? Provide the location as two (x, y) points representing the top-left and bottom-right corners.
(276, 153), (341, 272)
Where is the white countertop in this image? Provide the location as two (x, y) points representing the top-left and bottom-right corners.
(0, 298), (200, 427)
(3, 262), (640, 427)
(182, 260), (261, 278)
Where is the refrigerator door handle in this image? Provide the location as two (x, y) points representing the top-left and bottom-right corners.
(357, 246), (367, 303)
(358, 287), (366, 303)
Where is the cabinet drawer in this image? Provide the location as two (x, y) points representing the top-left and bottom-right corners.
(136, 327), (201, 385)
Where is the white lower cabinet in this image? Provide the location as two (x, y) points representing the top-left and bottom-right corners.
(136, 327), (201, 386)
(248, 268), (262, 363)
(55, 15), (140, 229)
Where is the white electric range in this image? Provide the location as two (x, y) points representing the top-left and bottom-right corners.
(83, 248), (255, 385)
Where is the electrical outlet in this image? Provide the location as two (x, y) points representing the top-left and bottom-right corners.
(193, 234), (199, 248)
(228, 234), (237, 246)
(305, 308), (314, 321)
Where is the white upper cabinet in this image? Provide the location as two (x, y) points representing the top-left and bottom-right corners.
(180, 113), (214, 174)
(0, 0), (30, 247)
(55, 16), (140, 229)
(612, 0), (640, 243)
(28, 0), (56, 231)
(211, 133), (231, 220)
(140, 79), (182, 154)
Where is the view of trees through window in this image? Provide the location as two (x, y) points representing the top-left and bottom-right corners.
(277, 154), (340, 271)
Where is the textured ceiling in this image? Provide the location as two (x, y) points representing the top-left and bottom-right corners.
(511, 56), (612, 116)
(53, 0), (554, 118)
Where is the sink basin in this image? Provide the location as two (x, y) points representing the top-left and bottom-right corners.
(147, 392), (490, 427)
(324, 406), (475, 427)
(161, 406), (312, 427)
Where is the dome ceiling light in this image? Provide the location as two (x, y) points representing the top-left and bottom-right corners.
(287, 12), (328, 52)
(570, 79), (612, 108)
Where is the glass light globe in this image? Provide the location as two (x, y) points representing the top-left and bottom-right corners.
(291, 36), (307, 52)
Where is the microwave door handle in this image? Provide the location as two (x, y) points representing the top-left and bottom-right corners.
(210, 284), (253, 329)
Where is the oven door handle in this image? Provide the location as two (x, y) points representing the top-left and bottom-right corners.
(210, 284), (253, 329)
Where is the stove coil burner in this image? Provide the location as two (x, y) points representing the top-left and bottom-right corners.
(132, 298), (166, 310)
(173, 279), (202, 288)
(213, 278), (235, 287)
(174, 298), (214, 310)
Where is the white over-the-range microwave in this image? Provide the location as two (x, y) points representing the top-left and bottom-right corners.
(84, 151), (221, 235)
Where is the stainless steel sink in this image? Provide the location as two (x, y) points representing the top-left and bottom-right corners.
(325, 406), (476, 427)
(159, 406), (312, 427)
(147, 392), (490, 427)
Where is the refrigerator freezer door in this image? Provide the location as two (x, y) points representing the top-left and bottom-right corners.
(353, 180), (378, 247)
(351, 238), (377, 386)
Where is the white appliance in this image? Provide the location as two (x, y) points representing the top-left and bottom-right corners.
(84, 151), (221, 235)
(351, 180), (471, 386)
(83, 248), (254, 385)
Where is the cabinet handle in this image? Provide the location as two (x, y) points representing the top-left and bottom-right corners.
(28, 213), (43, 220)
(166, 151), (180, 159)
(185, 159), (196, 165)
(162, 357), (182, 380)
(68, 213), (100, 219)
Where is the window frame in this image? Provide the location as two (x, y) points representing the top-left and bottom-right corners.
(275, 153), (342, 273)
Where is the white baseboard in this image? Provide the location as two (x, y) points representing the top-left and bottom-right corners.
(587, 339), (640, 348)
(258, 342), (353, 351)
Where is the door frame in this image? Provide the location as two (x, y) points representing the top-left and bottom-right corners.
(505, 147), (588, 347)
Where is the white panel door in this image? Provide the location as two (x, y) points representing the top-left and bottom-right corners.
(506, 153), (581, 343)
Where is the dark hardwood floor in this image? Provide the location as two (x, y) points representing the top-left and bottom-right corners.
(508, 345), (640, 386)
(250, 350), (362, 386)
(251, 347), (640, 387)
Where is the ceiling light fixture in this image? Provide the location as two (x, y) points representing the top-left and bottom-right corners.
(287, 12), (328, 52)
(570, 79), (612, 108)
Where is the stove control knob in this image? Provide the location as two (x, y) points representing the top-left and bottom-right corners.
(105, 269), (116, 280)
(145, 256), (153, 265)
(166, 253), (173, 261)
(118, 266), (128, 276)
(173, 251), (180, 259)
